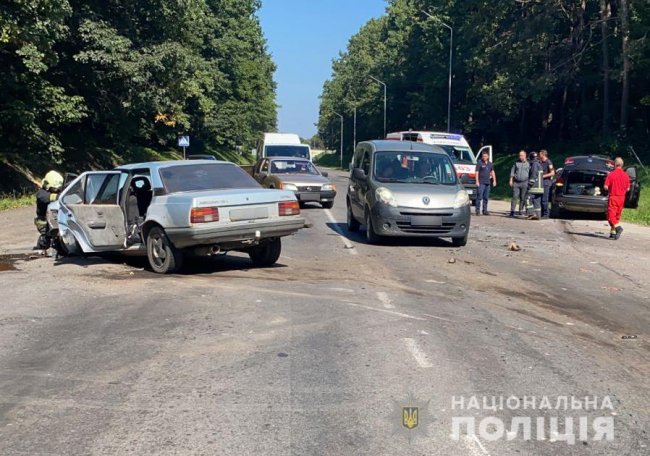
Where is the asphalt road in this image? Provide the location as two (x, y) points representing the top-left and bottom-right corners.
(0, 169), (648, 455)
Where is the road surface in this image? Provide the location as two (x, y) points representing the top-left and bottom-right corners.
(0, 170), (648, 455)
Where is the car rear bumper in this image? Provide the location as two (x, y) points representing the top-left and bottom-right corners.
(554, 195), (608, 213)
(165, 217), (306, 249)
(369, 204), (471, 238)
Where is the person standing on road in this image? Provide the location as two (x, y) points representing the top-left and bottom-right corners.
(475, 150), (497, 216)
(509, 150), (530, 217)
(34, 171), (64, 252)
(525, 152), (544, 220)
(539, 150), (555, 218)
(604, 157), (631, 240)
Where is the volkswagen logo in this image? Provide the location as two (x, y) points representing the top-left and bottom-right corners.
(422, 196), (431, 205)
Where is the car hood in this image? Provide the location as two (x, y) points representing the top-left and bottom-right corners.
(380, 182), (461, 209)
(273, 174), (330, 186)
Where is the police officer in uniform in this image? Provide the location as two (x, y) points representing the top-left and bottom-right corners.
(539, 149), (555, 218)
(35, 171), (64, 252)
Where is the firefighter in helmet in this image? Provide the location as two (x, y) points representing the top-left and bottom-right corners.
(525, 152), (544, 220)
(34, 171), (64, 251)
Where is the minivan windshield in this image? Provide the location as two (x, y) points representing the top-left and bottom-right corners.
(436, 145), (477, 164)
(374, 152), (457, 185)
(265, 145), (310, 159)
(160, 163), (260, 193)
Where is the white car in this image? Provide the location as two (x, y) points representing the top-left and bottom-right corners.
(48, 160), (305, 274)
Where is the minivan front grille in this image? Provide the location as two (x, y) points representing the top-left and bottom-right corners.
(396, 221), (456, 234)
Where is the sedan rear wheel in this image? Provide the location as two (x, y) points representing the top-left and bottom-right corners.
(249, 238), (282, 267)
(147, 226), (183, 274)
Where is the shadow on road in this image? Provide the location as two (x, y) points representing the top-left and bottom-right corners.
(564, 231), (611, 240)
(325, 222), (456, 248)
(52, 252), (288, 276)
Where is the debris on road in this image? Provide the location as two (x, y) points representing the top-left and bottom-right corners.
(602, 286), (622, 292)
(508, 241), (521, 251)
(448, 258), (456, 264)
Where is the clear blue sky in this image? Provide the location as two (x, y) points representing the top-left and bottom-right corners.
(258, 0), (387, 139)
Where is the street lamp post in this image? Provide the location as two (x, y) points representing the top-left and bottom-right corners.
(333, 111), (344, 169)
(368, 75), (387, 138)
(422, 11), (453, 132)
(353, 105), (357, 150)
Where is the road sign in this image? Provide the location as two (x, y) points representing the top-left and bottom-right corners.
(178, 136), (190, 148)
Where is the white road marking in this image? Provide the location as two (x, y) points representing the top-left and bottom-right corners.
(423, 313), (454, 323)
(343, 301), (425, 321)
(376, 291), (395, 309)
(324, 209), (357, 255)
(462, 435), (490, 455)
(403, 338), (433, 368)
(329, 287), (355, 293)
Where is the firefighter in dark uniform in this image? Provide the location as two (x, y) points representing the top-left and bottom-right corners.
(526, 152), (544, 220)
(35, 171), (64, 252)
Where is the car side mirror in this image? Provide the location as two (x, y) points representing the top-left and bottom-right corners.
(352, 168), (367, 181)
(321, 171), (329, 177)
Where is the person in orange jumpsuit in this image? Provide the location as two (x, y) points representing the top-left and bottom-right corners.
(604, 157), (630, 240)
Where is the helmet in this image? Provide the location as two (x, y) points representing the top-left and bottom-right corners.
(42, 171), (64, 192)
(528, 152), (538, 161)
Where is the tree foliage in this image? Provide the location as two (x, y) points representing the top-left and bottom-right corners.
(318, 0), (650, 159)
(0, 0), (276, 174)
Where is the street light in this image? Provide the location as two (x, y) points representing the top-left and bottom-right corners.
(421, 10), (453, 132)
(332, 111), (344, 169)
(368, 75), (387, 138)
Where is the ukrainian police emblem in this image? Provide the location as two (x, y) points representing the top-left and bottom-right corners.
(403, 406), (419, 430)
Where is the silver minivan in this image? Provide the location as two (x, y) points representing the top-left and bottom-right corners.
(347, 140), (471, 246)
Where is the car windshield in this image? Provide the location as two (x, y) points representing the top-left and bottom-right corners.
(436, 145), (477, 164)
(374, 151), (457, 185)
(270, 160), (319, 175)
(265, 145), (310, 159)
(159, 163), (260, 193)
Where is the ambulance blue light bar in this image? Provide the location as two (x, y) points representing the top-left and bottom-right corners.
(429, 133), (463, 141)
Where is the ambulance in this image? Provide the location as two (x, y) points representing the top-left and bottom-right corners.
(386, 131), (493, 200)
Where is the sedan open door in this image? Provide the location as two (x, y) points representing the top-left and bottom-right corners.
(625, 166), (641, 209)
(58, 171), (128, 252)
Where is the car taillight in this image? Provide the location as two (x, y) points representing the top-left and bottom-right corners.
(190, 207), (219, 223)
(278, 201), (300, 216)
(564, 158), (574, 165)
(555, 176), (565, 187)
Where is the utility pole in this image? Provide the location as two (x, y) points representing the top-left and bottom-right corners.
(422, 11), (453, 132)
(368, 75), (387, 138)
(333, 111), (344, 169)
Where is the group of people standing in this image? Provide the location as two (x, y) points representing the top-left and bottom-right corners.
(473, 149), (555, 220)
(508, 149), (555, 220)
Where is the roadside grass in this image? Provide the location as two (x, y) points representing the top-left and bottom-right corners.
(0, 193), (35, 212)
(315, 152), (351, 170)
(622, 174), (650, 225)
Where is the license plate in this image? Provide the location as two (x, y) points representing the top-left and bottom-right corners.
(229, 207), (269, 221)
(299, 192), (320, 201)
(411, 215), (443, 226)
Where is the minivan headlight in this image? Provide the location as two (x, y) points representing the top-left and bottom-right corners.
(376, 187), (398, 207)
(453, 190), (470, 208)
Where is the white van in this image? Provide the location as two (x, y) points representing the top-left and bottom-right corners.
(257, 133), (312, 161)
(386, 131), (493, 199)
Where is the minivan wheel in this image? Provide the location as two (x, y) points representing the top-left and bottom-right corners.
(249, 238), (282, 267)
(451, 233), (468, 247)
(365, 211), (381, 244)
(347, 202), (360, 232)
(147, 226), (183, 274)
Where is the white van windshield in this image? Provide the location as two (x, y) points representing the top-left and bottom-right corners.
(374, 152), (457, 185)
(436, 145), (476, 165)
(265, 145), (310, 159)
